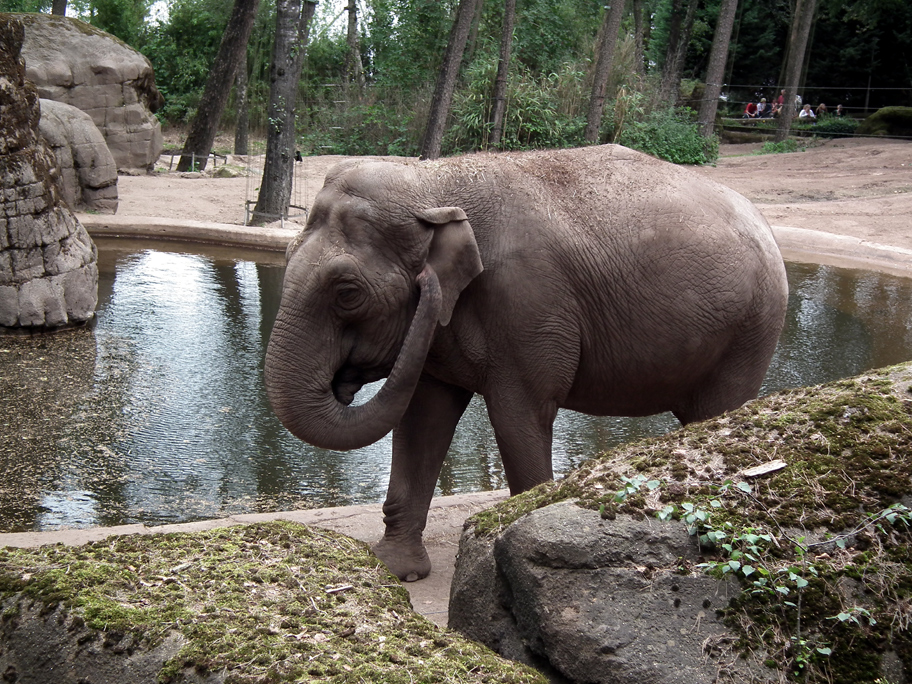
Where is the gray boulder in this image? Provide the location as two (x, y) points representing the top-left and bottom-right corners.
(0, 14), (98, 331)
(450, 502), (760, 684)
(39, 98), (118, 214)
(17, 13), (163, 172)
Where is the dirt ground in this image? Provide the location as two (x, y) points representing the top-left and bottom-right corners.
(115, 137), (912, 250)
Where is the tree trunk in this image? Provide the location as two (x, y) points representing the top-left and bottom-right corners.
(632, 0), (646, 79)
(419, 0), (479, 160)
(583, 0), (626, 144)
(177, 0), (260, 172)
(251, 0), (318, 224)
(697, 0), (739, 138)
(775, 0), (817, 142)
(658, 0), (699, 106)
(234, 54), (250, 155)
(51, 0), (67, 15)
(344, 0), (365, 92)
(489, 0), (516, 149)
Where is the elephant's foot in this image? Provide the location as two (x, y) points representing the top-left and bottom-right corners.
(372, 536), (431, 582)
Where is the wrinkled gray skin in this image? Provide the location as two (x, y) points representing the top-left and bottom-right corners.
(265, 145), (788, 581)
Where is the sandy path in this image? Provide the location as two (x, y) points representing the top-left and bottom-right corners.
(112, 139), (912, 254)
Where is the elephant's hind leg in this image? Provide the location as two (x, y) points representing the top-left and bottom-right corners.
(373, 376), (472, 582)
(485, 393), (557, 495)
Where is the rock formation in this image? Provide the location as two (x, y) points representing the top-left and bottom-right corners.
(17, 12), (164, 172)
(450, 364), (912, 683)
(0, 14), (98, 331)
(39, 99), (118, 214)
(0, 521), (547, 683)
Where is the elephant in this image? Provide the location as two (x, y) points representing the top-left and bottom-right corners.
(264, 144), (789, 581)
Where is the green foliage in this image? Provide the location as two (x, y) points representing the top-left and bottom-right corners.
(364, 0), (455, 89)
(615, 107), (718, 165)
(83, 0), (151, 45)
(139, 0), (238, 123)
(755, 139), (804, 155)
(504, 0), (603, 76)
(805, 115), (860, 139)
(444, 55), (586, 153)
(300, 96), (424, 157)
(0, 0), (51, 11)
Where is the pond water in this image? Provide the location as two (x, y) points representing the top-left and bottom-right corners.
(2, 239), (912, 532)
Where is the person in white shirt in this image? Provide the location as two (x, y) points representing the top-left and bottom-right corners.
(798, 104), (816, 121)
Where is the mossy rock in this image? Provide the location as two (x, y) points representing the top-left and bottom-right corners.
(467, 362), (912, 683)
(856, 106), (912, 138)
(0, 521), (546, 683)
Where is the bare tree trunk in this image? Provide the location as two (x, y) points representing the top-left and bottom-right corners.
(177, 0), (260, 172)
(419, 0), (479, 160)
(583, 0), (626, 144)
(775, 0), (817, 142)
(697, 0), (739, 138)
(251, 0), (318, 224)
(489, 0), (516, 149)
(51, 0), (67, 15)
(658, 0), (699, 106)
(234, 54), (250, 155)
(632, 0), (646, 79)
(464, 0), (486, 68)
(344, 0), (365, 91)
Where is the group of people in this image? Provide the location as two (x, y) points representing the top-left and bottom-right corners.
(742, 89), (847, 121)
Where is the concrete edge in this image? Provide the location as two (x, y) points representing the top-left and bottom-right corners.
(79, 214), (301, 252)
(0, 491), (509, 549)
(79, 215), (912, 278)
(771, 224), (912, 278)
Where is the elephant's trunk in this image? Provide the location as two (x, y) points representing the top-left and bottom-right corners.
(265, 267), (441, 451)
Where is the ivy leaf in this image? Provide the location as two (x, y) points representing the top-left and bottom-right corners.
(736, 481), (752, 494)
(817, 647), (833, 656)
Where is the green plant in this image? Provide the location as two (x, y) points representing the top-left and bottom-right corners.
(445, 57), (587, 153)
(810, 116), (859, 139)
(615, 107), (719, 165)
(755, 139), (804, 155)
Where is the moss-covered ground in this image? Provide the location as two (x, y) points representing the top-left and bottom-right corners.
(0, 521), (546, 683)
(470, 363), (912, 683)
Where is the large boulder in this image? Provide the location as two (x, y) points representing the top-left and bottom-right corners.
(16, 13), (164, 172)
(451, 363), (912, 684)
(0, 14), (98, 331)
(39, 98), (118, 214)
(856, 106), (912, 139)
(0, 521), (547, 683)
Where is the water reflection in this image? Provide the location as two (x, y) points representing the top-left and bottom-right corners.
(2, 245), (912, 532)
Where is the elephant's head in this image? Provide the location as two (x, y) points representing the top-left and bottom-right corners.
(264, 161), (484, 451)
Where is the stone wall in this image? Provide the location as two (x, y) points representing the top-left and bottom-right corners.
(0, 14), (98, 331)
(16, 13), (163, 173)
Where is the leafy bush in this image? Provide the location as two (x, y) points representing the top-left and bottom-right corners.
(445, 58), (587, 153)
(812, 115), (859, 138)
(615, 108), (719, 165)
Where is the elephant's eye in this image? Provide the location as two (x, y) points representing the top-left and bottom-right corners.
(335, 282), (365, 311)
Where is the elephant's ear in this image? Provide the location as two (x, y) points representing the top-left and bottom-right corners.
(415, 207), (483, 326)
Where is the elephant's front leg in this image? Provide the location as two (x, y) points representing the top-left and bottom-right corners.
(372, 376), (472, 582)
